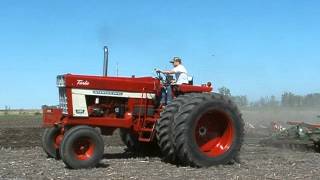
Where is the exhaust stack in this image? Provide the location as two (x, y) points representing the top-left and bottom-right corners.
(103, 46), (109, 76)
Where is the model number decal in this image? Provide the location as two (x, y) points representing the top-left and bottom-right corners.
(75, 109), (85, 114)
(93, 90), (123, 96)
(77, 80), (90, 86)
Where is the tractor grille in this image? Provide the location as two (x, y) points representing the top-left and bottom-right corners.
(58, 87), (68, 114)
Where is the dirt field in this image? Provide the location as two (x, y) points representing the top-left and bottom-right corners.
(1, 109), (320, 179)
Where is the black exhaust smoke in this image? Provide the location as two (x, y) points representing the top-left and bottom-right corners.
(103, 46), (108, 76)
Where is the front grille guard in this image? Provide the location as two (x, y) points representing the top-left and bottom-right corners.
(58, 87), (68, 114)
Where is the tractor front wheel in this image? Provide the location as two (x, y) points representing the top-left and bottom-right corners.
(59, 126), (104, 169)
(42, 127), (63, 159)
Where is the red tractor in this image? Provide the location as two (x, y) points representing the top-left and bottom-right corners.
(42, 47), (244, 169)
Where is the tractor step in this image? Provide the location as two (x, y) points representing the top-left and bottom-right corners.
(138, 127), (154, 142)
(138, 136), (152, 142)
(145, 118), (158, 122)
(140, 128), (153, 132)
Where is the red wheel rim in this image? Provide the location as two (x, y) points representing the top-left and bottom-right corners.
(54, 134), (63, 149)
(72, 138), (95, 160)
(195, 109), (234, 157)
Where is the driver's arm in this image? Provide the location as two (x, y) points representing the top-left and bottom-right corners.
(160, 70), (175, 74)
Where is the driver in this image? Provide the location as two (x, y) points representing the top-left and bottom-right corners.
(157, 57), (189, 104)
(159, 57), (189, 85)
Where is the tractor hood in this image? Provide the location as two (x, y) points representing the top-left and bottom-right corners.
(61, 74), (161, 94)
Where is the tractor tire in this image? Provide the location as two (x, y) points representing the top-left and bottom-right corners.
(173, 93), (244, 167)
(119, 128), (158, 155)
(156, 94), (192, 163)
(59, 126), (104, 169)
(42, 127), (63, 159)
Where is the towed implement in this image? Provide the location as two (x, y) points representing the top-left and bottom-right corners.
(41, 47), (244, 169)
(260, 121), (320, 152)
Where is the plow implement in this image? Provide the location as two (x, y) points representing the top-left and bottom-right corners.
(260, 121), (320, 152)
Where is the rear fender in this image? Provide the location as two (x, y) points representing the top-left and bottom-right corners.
(177, 84), (213, 93)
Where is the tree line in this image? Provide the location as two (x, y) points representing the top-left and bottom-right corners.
(218, 87), (320, 108)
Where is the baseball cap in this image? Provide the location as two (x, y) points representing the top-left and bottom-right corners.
(170, 57), (182, 63)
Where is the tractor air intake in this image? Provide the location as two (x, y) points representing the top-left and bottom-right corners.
(103, 46), (108, 76)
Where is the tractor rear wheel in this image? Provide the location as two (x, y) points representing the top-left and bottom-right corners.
(119, 128), (158, 155)
(156, 94), (192, 162)
(173, 93), (244, 167)
(42, 127), (63, 159)
(60, 126), (104, 169)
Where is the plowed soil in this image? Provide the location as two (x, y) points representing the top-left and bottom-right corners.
(1, 111), (320, 179)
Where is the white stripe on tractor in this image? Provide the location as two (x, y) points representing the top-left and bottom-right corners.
(71, 89), (156, 99)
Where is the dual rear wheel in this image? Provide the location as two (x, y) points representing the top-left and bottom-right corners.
(156, 93), (244, 167)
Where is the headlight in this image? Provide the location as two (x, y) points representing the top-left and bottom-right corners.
(57, 75), (66, 87)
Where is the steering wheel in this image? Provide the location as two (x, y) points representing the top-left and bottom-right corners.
(155, 69), (172, 85)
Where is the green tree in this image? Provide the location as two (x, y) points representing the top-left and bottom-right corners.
(281, 92), (305, 107)
(267, 95), (279, 107)
(4, 106), (10, 115)
(218, 87), (231, 97)
(304, 93), (320, 107)
(232, 96), (248, 107)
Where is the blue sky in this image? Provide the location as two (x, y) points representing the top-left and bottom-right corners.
(0, 0), (319, 109)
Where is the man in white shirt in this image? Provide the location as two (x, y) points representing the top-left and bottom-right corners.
(158, 57), (189, 104)
(160, 57), (188, 85)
